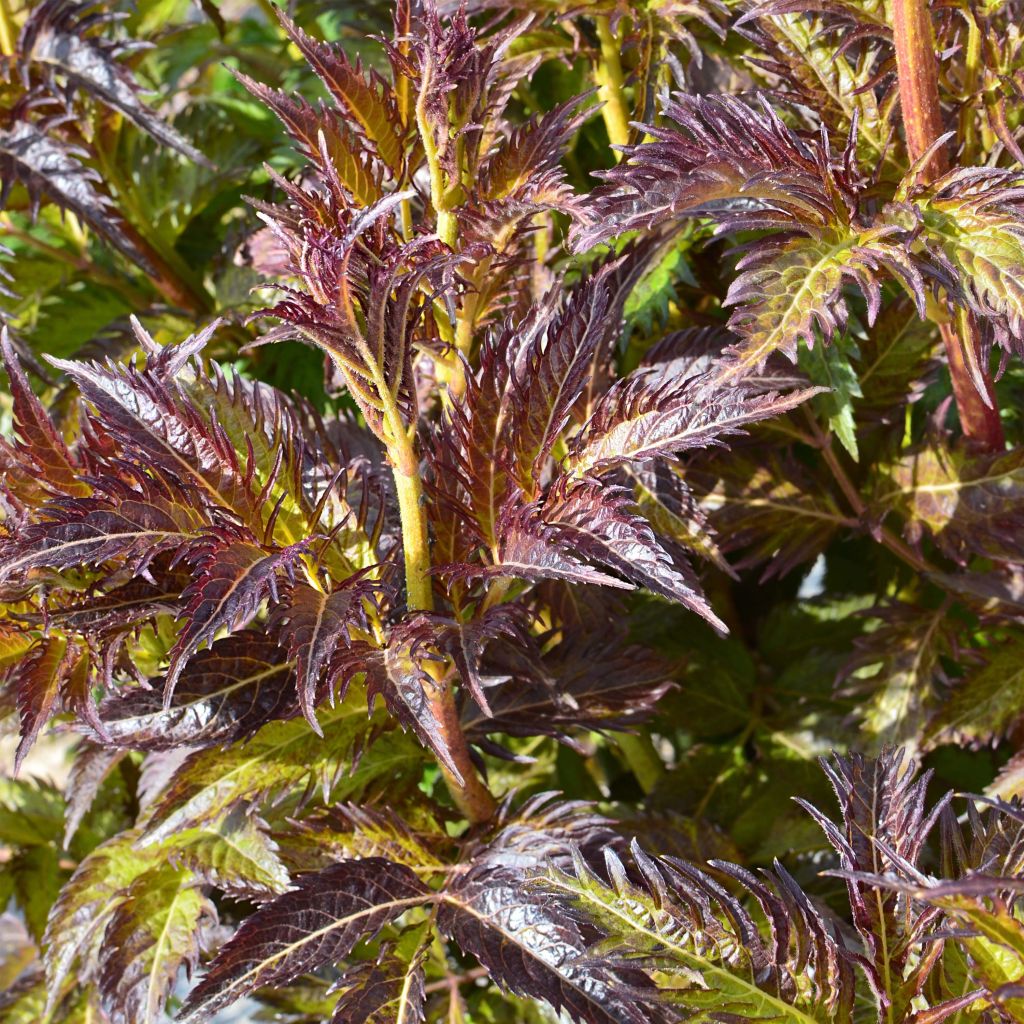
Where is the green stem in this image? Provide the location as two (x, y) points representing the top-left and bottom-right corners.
(958, 10), (983, 162)
(616, 732), (663, 794)
(391, 455), (434, 614)
(384, 390), (496, 824)
(0, 0), (15, 57)
(416, 59), (458, 249)
(804, 409), (937, 575)
(892, 0), (1004, 452)
(594, 16), (631, 154)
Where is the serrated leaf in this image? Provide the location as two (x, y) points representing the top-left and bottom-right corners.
(0, 489), (206, 583)
(927, 636), (1024, 749)
(882, 443), (1024, 564)
(565, 367), (818, 477)
(164, 540), (307, 700)
(14, 634), (70, 772)
(0, 121), (149, 268)
(543, 478), (724, 628)
(543, 839), (853, 1024)
(915, 168), (1024, 342)
(98, 865), (214, 1024)
(42, 831), (154, 1011)
(329, 942), (428, 1024)
(269, 576), (377, 733)
(0, 327), (85, 496)
(92, 632), (295, 750)
(799, 333), (862, 460)
(21, 0), (207, 164)
(177, 859), (430, 1024)
(840, 603), (958, 751)
(138, 696), (421, 845)
(277, 11), (405, 174)
(173, 809), (290, 899)
(724, 231), (919, 375)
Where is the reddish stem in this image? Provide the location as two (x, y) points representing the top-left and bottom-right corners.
(892, 0), (1004, 452)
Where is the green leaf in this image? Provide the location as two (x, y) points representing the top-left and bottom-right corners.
(98, 864), (214, 1024)
(139, 695), (424, 845)
(916, 171), (1024, 337)
(173, 808), (291, 899)
(542, 841), (851, 1024)
(724, 231), (902, 374)
(799, 333), (862, 461)
(11, 844), (64, 943)
(927, 636), (1024, 749)
(43, 831), (154, 1012)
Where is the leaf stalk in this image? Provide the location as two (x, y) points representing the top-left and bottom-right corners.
(385, 394), (497, 824)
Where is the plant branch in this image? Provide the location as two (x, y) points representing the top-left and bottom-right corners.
(804, 409), (937, 575)
(593, 16), (631, 155)
(416, 56), (457, 249)
(892, 0), (1004, 452)
(383, 381), (496, 825)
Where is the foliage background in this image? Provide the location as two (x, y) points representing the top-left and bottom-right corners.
(3, 0), (1024, 1021)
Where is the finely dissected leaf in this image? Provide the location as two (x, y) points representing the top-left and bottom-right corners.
(269, 576), (377, 733)
(506, 271), (618, 493)
(92, 632), (295, 750)
(565, 368), (818, 478)
(625, 460), (733, 576)
(177, 859), (430, 1024)
(280, 803), (444, 874)
(544, 839), (854, 1024)
(62, 741), (127, 846)
(233, 73), (385, 208)
(98, 865), (214, 1024)
(46, 333), (259, 523)
(14, 634), (70, 772)
(331, 625), (466, 781)
(446, 496), (630, 589)
(723, 232), (908, 374)
(164, 540), (307, 700)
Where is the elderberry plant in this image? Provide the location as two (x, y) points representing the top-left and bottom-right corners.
(3, 0), (1024, 1022)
